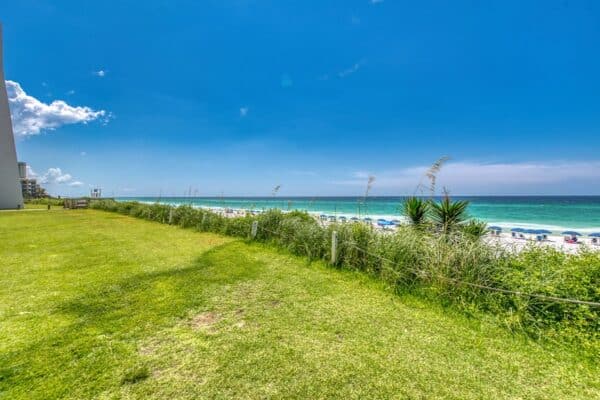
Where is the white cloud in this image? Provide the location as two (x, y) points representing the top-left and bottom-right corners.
(39, 167), (72, 184)
(240, 107), (249, 117)
(6, 80), (108, 137)
(93, 70), (106, 77)
(26, 165), (38, 179)
(35, 167), (83, 187)
(338, 60), (366, 78)
(332, 161), (600, 194)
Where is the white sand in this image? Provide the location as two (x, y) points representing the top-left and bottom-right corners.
(486, 234), (599, 254)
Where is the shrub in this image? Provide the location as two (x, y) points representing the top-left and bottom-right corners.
(25, 198), (65, 206)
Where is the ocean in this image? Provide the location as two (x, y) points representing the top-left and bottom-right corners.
(117, 196), (600, 234)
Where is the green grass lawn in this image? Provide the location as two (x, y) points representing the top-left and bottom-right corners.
(1, 209), (598, 399)
(23, 204), (52, 210)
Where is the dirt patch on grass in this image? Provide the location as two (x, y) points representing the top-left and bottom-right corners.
(139, 343), (158, 356)
(191, 311), (220, 330)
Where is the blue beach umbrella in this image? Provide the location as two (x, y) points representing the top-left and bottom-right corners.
(363, 217), (372, 222)
(511, 228), (525, 232)
(350, 217), (359, 221)
(588, 233), (600, 237)
(561, 231), (582, 236)
(536, 229), (552, 234)
(488, 226), (502, 231)
(391, 219), (401, 225)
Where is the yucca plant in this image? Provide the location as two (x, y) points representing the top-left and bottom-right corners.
(429, 195), (469, 234)
(461, 219), (488, 240)
(402, 196), (430, 227)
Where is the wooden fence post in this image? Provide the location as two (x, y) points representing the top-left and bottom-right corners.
(168, 208), (173, 224)
(331, 231), (338, 265)
(251, 221), (258, 239)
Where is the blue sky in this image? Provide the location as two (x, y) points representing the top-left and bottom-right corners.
(3, 0), (600, 196)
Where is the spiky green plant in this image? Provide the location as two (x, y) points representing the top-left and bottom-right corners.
(430, 195), (469, 234)
(402, 196), (430, 227)
(462, 219), (488, 240)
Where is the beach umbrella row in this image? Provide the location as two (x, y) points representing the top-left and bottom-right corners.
(319, 215), (393, 225)
(319, 216), (400, 226)
(510, 228), (571, 234)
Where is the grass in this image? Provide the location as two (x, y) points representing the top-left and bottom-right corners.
(0, 209), (598, 399)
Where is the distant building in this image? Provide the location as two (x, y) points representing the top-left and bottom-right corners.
(90, 188), (102, 198)
(17, 162), (47, 199)
(0, 24), (24, 209)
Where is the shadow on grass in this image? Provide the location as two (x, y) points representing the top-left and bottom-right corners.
(0, 241), (265, 398)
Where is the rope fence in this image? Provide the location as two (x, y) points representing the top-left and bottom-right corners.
(253, 221), (600, 308)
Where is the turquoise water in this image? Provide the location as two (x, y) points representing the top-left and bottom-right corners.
(118, 196), (600, 233)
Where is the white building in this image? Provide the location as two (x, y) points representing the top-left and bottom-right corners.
(0, 24), (24, 209)
(18, 161), (47, 198)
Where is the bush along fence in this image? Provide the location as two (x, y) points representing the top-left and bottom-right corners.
(89, 200), (600, 353)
